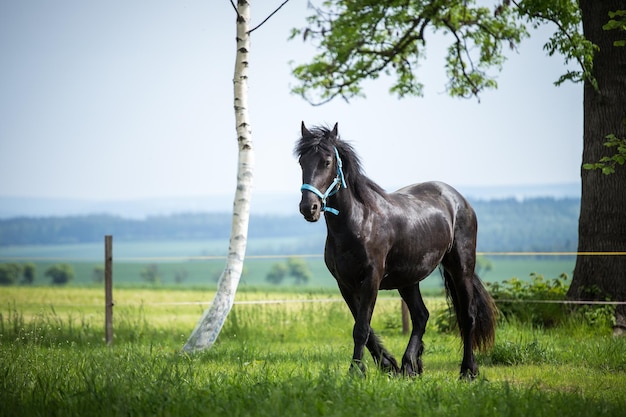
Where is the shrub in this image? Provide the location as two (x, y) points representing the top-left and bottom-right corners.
(0, 264), (22, 285)
(487, 273), (569, 327)
(45, 264), (75, 285)
(140, 264), (161, 285)
(487, 273), (615, 328)
(21, 263), (36, 284)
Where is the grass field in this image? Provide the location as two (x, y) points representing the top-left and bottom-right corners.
(1, 287), (625, 417)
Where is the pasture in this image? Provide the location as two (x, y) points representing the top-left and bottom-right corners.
(1, 286), (625, 417)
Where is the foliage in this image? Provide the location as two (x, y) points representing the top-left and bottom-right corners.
(514, 0), (596, 88)
(432, 304), (456, 334)
(0, 263), (22, 285)
(488, 273), (569, 326)
(287, 257), (313, 285)
(44, 263), (74, 285)
(583, 119), (626, 175)
(265, 257), (313, 285)
(140, 264), (161, 285)
(266, 262), (289, 284)
(290, 0), (596, 103)
(603, 9), (626, 47)
(487, 273), (614, 328)
(290, 0), (525, 102)
(21, 262), (36, 284)
(0, 263), (37, 285)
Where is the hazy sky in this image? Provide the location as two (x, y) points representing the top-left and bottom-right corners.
(0, 1), (583, 203)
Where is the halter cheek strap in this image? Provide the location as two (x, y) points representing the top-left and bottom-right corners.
(300, 147), (347, 215)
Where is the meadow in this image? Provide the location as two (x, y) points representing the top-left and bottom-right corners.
(1, 286), (625, 417)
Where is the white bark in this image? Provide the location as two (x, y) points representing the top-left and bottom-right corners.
(182, 0), (253, 353)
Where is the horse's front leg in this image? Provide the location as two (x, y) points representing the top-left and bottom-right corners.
(338, 283), (399, 374)
(349, 277), (381, 376)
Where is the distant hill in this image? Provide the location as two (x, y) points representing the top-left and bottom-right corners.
(0, 183), (580, 219)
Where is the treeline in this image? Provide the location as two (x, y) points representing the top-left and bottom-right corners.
(0, 213), (324, 245)
(0, 198), (580, 252)
(474, 198), (579, 252)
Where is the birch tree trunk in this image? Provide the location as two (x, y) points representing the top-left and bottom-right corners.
(183, 0), (253, 353)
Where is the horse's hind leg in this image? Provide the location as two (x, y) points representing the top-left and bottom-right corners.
(441, 253), (478, 379)
(338, 283), (399, 374)
(398, 284), (429, 376)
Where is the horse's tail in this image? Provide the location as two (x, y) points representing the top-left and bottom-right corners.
(444, 271), (497, 352)
(469, 274), (497, 351)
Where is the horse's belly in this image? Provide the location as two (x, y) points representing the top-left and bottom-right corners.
(379, 267), (437, 290)
(380, 248), (446, 290)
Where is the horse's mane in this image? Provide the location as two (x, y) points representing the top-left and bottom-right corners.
(294, 125), (387, 206)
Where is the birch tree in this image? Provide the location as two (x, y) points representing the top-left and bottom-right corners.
(183, 0), (254, 353)
(182, 0), (292, 353)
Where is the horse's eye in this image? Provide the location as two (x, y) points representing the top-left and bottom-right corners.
(325, 159), (332, 168)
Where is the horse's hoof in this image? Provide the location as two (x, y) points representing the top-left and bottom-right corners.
(349, 360), (366, 378)
(401, 359), (423, 378)
(403, 367), (422, 378)
(459, 369), (478, 382)
(378, 356), (400, 374)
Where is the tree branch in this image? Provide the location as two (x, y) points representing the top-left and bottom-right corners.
(443, 19), (482, 97)
(229, 0), (239, 18)
(511, 0), (593, 83)
(248, 0), (292, 34)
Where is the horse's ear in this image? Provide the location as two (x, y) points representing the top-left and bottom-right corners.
(331, 123), (338, 139)
(301, 121), (311, 137)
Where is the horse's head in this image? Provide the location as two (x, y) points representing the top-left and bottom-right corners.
(295, 121), (345, 222)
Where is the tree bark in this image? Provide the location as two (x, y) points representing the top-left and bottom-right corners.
(183, 0), (254, 353)
(569, 0), (626, 332)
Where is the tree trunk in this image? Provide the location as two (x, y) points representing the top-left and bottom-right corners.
(183, 0), (254, 353)
(569, 0), (626, 333)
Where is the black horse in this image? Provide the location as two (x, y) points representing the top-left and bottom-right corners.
(295, 122), (497, 378)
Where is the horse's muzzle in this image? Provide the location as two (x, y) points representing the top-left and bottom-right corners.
(299, 193), (322, 222)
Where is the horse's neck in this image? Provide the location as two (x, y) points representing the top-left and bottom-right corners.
(325, 181), (371, 229)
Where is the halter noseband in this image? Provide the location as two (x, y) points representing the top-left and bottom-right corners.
(300, 146), (347, 215)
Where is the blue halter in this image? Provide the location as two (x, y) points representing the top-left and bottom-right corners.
(300, 146), (347, 215)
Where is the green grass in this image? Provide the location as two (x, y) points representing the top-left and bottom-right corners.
(1, 287), (625, 416)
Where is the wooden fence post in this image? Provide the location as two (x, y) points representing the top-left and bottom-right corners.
(104, 235), (113, 345)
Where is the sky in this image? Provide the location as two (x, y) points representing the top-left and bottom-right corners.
(0, 1), (583, 206)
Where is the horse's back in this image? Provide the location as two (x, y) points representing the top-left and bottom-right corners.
(396, 181), (464, 202)
(391, 181), (473, 211)
(393, 181), (477, 234)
